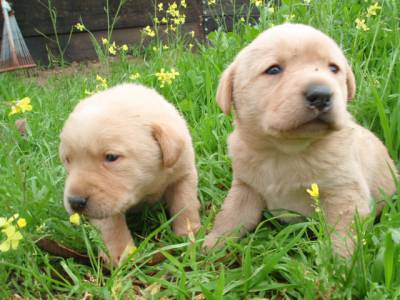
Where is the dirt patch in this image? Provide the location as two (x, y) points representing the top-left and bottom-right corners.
(19, 55), (143, 86)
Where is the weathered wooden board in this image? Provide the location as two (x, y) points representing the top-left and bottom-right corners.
(0, 0), (268, 63)
(8, 0), (203, 37)
(25, 21), (202, 64)
(201, 0), (279, 33)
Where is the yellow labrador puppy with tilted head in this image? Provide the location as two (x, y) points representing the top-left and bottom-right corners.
(60, 84), (200, 265)
(204, 24), (397, 256)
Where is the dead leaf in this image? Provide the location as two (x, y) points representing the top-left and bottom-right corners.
(12, 294), (24, 300)
(36, 237), (167, 271)
(146, 252), (166, 266)
(36, 237), (90, 264)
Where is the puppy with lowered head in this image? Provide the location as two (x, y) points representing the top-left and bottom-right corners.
(60, 84), (200, 265)
(204, 24), (397, 255)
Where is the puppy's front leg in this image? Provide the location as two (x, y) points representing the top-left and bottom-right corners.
(165, 173), (201, 236)
(90, 214), (133, 266)
(322, 188), (371, 257)
(204, 180), (266, 249)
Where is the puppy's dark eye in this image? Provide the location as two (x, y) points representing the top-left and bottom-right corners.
(329, 63), (339, 74)
(105, 154), (119, 162)
(265, 64), (283, 75)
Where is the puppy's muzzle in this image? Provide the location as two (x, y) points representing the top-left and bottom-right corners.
(68, 196), (88, 212)
(305, 85), (333, 111)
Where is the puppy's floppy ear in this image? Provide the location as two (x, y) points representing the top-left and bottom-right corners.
(216, 62), (236, 115)
(152, 123), (184, 168)
(346, 62), (356, 101)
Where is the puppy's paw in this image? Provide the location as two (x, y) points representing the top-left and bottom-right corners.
(202, 234), (217, 250)
(202, 233), (226, 251)
(99, 250), (119, 267)
(99, 241), (136, 267)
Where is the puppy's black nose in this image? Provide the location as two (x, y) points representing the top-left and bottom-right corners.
(305, 85), (333, 111)
(68, 196), (88, 212)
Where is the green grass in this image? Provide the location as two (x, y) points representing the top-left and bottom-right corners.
(1, 0), (400, 298)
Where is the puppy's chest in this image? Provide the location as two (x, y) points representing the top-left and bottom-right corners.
(247, 158), (316, 214)
(234, 151), (343, 217)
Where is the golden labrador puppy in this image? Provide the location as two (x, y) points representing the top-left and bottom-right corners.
(204, 24), (397, 255)
(60, 84), (200, 265)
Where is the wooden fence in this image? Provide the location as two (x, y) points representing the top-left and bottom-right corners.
(1, 0), (258, 64)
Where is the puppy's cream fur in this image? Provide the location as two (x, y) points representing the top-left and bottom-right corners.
(205, 24), (397, 255)
(60, 84), (200, 265)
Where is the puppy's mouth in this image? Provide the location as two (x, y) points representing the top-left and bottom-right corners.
(301, 113), (332, 128)
(281, 111), (338, 137)
(292, 110), (335, 130)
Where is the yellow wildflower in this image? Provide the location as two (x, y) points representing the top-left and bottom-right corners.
(96, 75), (108, 89)
(120, 44), (129, 52)
(9, 97), (32, 116)
(251, 0), (263, 7)
(108, 41), (117, 55)
(189, 43), (193, 49)
(0, 218), (7, 228)
(158, 2), (164, 11)
(181, 0), (187, 8)
(163, 45), (169, 50)
(154, 17), (160, 24)
(355, 18), (369, 31)
(176, 15), (186, 25)
(144, 25), (156, 37)
(153, 46), (158, 52)
(129, 72), (141, 80)
(0, 225), (23, 252)
(161, 17), (168, 24)
(240, 17), (245, 22)
(101, 37), (108, 45)
(167, 2), (179, 17)
(306, 183), (319, 198)
(74, 22), (85, 31)
(69, 213), (81, 226)
(0, 214), (18, 228)
(208, 0), (216, 5)
(17, 218), (27, 228)
(155, 68), (180, 88)
(189, 30), (195, 37)
(367, 2), (382, 17)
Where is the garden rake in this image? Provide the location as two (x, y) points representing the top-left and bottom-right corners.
(0, 0), (36, 72)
